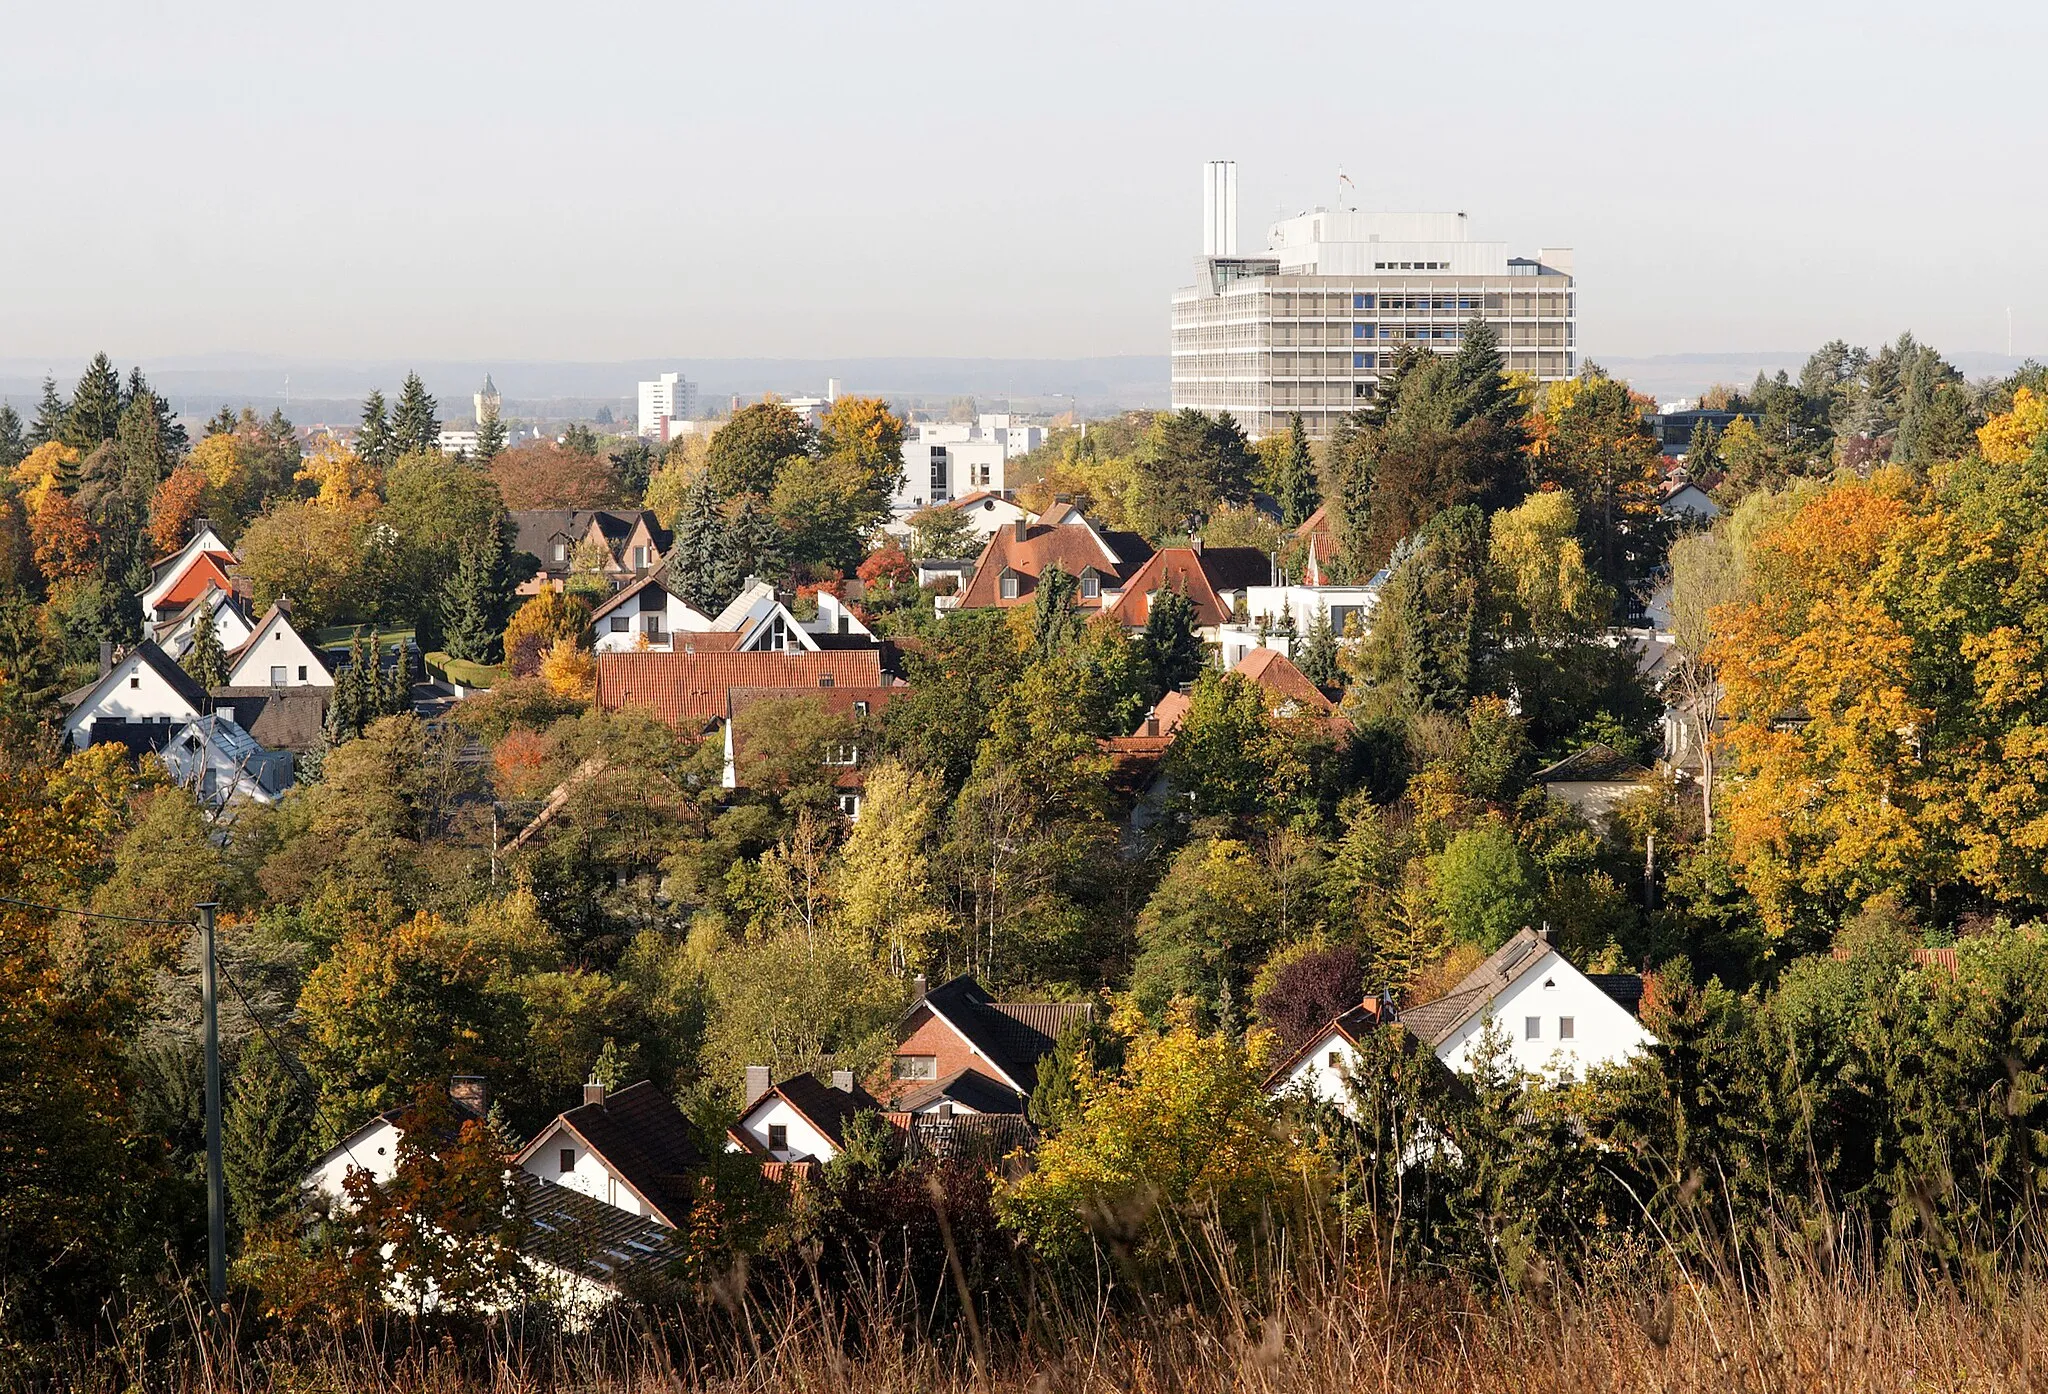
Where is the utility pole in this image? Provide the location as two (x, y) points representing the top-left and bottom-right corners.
(199, 902), (226, 1308)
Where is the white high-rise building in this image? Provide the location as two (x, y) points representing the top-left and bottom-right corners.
(637, 372), (698, 439)
(1172, 164), (1577, 438)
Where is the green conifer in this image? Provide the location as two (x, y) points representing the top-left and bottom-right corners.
(440, 532), (506, 663)
(670, 470), (732, 614)
(1142, 580), (1207, 701)
(0, 404), (25, 474)
(1296, 603), (1340, 690)
(205, 405), (237, 438)
(358, 390), (393, 469)
(473, 402), (508, 463)
(184, 604), (229, 690)
(392, 373), (441, 456)
(63, 353), (123, 450)
(222, 1038), (314, 1235)
(1276, 412), (1317, 528)
(28, 377), (67, 448)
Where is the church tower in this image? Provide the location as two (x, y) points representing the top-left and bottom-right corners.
(473, 373), (501, 426)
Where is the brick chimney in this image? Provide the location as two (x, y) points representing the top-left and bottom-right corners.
(583, 1075), (606, 1106)
(449, 1076), (488, 1119)
(911, 973), (928, 1002)
(831, 1069), (855, 1093)
(744, 1065), (771, 1107)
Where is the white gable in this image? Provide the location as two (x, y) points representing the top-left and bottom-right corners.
(62, 649), (204, 750)
(1267, 1025), (1365, 1117)
(141, 528), (233, 614)
(592, 584), (714, 653)
(1436, 949), (1653, 1079)
(805, 591), (873, 640)
(518, 1119), (658, 1220)
(304, 1115), (403, 1207)
(226, 611), (334, 689)
(729, 1095), (840, 1162)
(158, 590), (255, 661)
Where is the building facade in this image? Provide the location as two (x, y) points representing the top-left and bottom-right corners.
(637, 371), (698, 438)
(893, 414), (1047, 518)
(1171, 169), (1577, 439)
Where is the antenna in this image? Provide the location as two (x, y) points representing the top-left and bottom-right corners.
(1337, 168), (1356, 212)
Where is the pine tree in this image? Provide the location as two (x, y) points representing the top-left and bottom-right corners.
(392, 373), (440, 456)
(473, 402), (508, 463)
(1032, 563), (1082, 661)
(205, 405), (237, 438)
(222, 1038), (314, 1235)
(1142, 581), (1207, 701)
(1297, 603), (1340, 691)
(1276, 412), (1317, 528)
(28, 377), (67, 448)
(184, 604), (229, 690)
(358, 390), (393, 469)
(723, 492), (781, 594)
(0, 404), (24, 474)
(670, 470), (732, 614)
(63, 353), (124, 450)
(440, 532), (506, 663)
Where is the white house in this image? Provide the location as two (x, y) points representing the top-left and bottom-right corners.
(61, 641), (211, 752)
(892, 415), (1045, 521)
(890, 490), (1036, 549)
(587, 575), (714, 653)
(1660, 480), (1722, 523)
(223, 604), (335, 689)
(513, 1079), (701, 1225)
(727, 1070), (885, 1164)
(159, 713), (293, 806)
(303, 1077), (492, 1209)
(1266, 929), (1654, 1115)
(153, 587), (254, 662)
(140, 523), (235, 616)
(711, 579), (875, 652)
(1216, 580), (1386, 667)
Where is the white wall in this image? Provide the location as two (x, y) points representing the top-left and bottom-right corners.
(305, 1117), (403, 1205)
(592, 588), (712, 653)
(1269, 1027), (1364, 1118)
(519, 1123), (653, 1219)
(1436, 950), (1652, 1079)
(63, 651), (204, 749)
(160, 592), (255, 661)
(735, 1096), (840, 1161)
(226, 614), (335, 688)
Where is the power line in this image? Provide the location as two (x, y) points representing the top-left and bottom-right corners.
(0, 894), (197, 927)
(215, 957), (374, 1176)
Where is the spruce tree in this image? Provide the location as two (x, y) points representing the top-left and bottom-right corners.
(1032, 563), (1082, 661)
(0, 404), (24, 473)
(28, 377), (67, 448)
(473, 402), (508, 463)
(222, 1038), (314, 1234)
(440, 531), (506, 663)
(64, 353), (124, 450)
(184, 605), (229, 690)
(205, 405), (237, 438)
(670, 470), (732, 614)
(723, 492), (781, 594)
(1276, 412), (1317, 528)
(1142, 581), (1206, 701)
(392, 373), (440, 456)
(1297, 603), (1340, 690)
(358, 390), (393, 469)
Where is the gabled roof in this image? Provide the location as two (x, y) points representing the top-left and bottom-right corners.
(1397, 929), (1562, 1048)
(956, 517), (1152, 610)
(743, 1075), (889, 1156)
(895, 1067), (1030, 1116)
(1532, 742), (1655, 784)
(209, 688), (331, 754)
(224, 603), (330, 675)
(1232, 648), (1337, 713)
(154, 551), (238, 613)
(595, 650), (885, 728)
(152, 585), (247, 645)
(512, 1172), (685, 1292)
(898, 1113), (1035, 1165)
(587, 571), (709, 626)
(67, 639), (212, 721)
(1101, 546), (1271, 628)
(914, 976), (1093, 1097)
(514, 1081), (700, 1227)
(1260, 998), (1392, 1091)
(508, 510), (670, 569)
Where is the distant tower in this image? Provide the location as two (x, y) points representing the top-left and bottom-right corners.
(473, 373), (501, 427)
(1202, 160), (1238, 256)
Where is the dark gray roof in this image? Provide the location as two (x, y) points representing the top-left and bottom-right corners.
(767, 1074), (888, 1152)
(895, 1068), (1027, 1116)
(918, 976), (1093, 1096)
(508, 510), (669, 569)
(528, 1081), (700, 1227)
(210, 689), (330, 754)
(1532, 742), (1655, 784)
(899, 1113), (1035, 1166)
(1194, 545), (1275, 592)
(1587, 974), (1647, 1015)
(512, 1172), (685, 1291)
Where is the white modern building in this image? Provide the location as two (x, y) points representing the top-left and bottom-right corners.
(893, 414), (1047, 519)
(1173, 160), (1577, 438)
(637, 371), (699, 439)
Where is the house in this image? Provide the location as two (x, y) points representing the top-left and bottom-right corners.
(955, 511), (1153, 613)
(891, 490), (1036, 547)
(153, 587), (254, 662)
(1216, 579), (1386, 667)
(305, 1076), (490, 1206)
(1399, 928), (1654, 1079)
(207, 688), (332, 756)
(595, 649), (888, 730)
(1532, 742), (1661, 827)
(222, 603), (334, 689)
(158, 712), (293, 805)
(513, 1079), (702, 1226)
(509, 509), (671, 595)
(511, 1171), (686, 1320)
(1100, 543), (1274, 639)
(729, 1069), (888, 1164)
(61, 640), (211, 752)
(140, 522), (236, 616)
(1123, 648), (1338, 743)
(588, 574), (714, 653)
(722, 680), (904, 816)
(1660, 478), (1722, 523)
(710, 579), (877, 652)
(886, 975), (1093, 1114)
(1265, 929), (1655, 1113)
(146, 547), (241, 621)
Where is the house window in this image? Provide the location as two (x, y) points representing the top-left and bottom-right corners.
(767, 1123), (788, 1152)
(1000, 574), (1020, 600)
(970, 462), (991, 487)
(297, 665), (307, 681)
(130, 676), (140, 689)
(1558, 1016), (1576, 1041)
(610, 616), (630, 633)
(552, 542), (567, 564)
(1081, 574), (1100, 599)
(270, 666), (287, 686)
(853, 701), (869, 717)
(558, 1147), (575, 1174)
(838, 793), (862, 819)
(817, 674), (834, 688)
(641, 613), (664, 638)
(893, 1055), (939, 1081)
(633, 545), (649, 568)
(1326, 1050), (1341, 1068)
(1524, 1016), (1541, 1040)
(765, 613), (790, 652)
(826, 743), (859, 765)
(929, 446), (949, 499)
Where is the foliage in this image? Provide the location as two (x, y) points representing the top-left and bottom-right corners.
(182, 602), (229, 689)
(489, 440), (623, 509)
(707, 400), (813, 499)
(503, 589), (591, 678)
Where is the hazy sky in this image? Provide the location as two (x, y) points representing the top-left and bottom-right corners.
(5, 0), (2044, 365)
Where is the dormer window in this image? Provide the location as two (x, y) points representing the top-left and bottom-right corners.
(1000, 572), (1021, 601)
(1080, 572), (1101, 599)
(817, 674), (835, 687)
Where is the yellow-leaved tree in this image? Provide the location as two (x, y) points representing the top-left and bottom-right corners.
(1977, 386), (2048, 465)
(296, 439), (384, 512)
(539, 638), (595, 700)
(831, 759), (952, 972)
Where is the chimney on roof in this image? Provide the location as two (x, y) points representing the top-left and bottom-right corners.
(912, 973), (928, 1002)
(1362, 993), (1380, 1019)
(99, 640), (113, 678)
(831, 1069), (855, 1093)
(449, 1076), (487, 1119)
(745, 1065), (771, 1106)
(1191, 534), (1203, 555)
(1013, 518), (1029, 543)
(191, 517), (211, 541)
(583, 1075), (606, 1106)
(1143, 715), (1159, 737)
(1538, 923), (1555, 946)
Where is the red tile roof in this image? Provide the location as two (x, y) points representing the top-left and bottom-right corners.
(595, 650), (885, 728)
(1101, 546), (1270, 628)
(155, 551), (237, 613)
(1232, 648), (1336, 713)
(956, 518), (1151, 610)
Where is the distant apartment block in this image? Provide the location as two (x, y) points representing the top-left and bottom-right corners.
(1172, 160), (1577, 439)
(638, 372), (699, 439)
(893, 414), (1047, 517)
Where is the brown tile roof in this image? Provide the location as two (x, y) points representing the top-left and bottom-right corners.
(595, 650), (885, 728)
(956, 518), (1151, 610)
(1232, 648), (1336, 713)
(1260, 997), (1392, 1091)
(916, 976), (1093, 1096)
(1101, 547), (1270, 628)
(155, 552), (237, 613)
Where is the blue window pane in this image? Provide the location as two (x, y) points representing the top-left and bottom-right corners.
(1353, 293), (1375, 310)
(1353, 323), (1368, 338)
(1354, 352), (1374, 370)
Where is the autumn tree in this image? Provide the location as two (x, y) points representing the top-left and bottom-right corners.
(707, 400), (813, 499)
(502, 589), (591, 677)
(1528, 375), (1669, 609)
(489, 440), (623, 509)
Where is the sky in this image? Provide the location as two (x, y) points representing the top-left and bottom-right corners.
(4, 0), (2045, 367)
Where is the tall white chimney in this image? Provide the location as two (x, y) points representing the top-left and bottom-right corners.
(1202, 160), (1238, 257)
